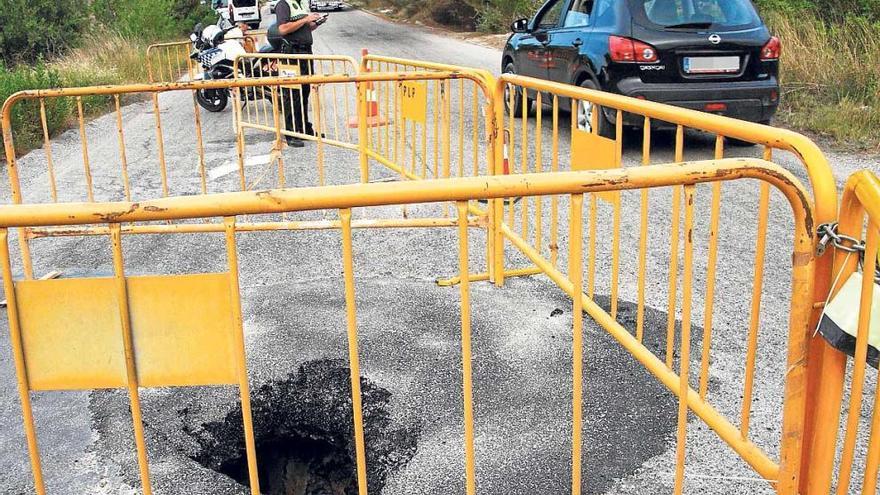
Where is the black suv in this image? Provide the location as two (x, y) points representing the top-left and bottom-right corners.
(503, 0), (780, 134)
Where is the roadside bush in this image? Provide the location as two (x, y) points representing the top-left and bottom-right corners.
(0, 63), (72, 153)
(430, 0), (478, 30)
(472, 0), (542, 31)
(0, 0), (88, 64)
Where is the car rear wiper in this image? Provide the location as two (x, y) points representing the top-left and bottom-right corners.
(663, 22), (713, 29)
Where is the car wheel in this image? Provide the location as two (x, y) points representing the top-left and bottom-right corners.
(576, 79), (613, 138)
(503, 63), (531, 118)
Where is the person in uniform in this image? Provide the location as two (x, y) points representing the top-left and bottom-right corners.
(268, 0), (323, 147)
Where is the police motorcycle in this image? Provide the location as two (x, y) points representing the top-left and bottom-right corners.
(189, 23), (277, 112)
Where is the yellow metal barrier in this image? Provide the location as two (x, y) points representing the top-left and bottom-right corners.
(804, 170), (880, 494)
(491, 75), (839, 492)
(0, 159), (816, 494)
(231, 53), (360, 180)
(146, 30), (268, 84)
(0, 71), (495, 280)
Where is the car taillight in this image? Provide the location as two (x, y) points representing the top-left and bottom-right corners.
(609, 36), (659, 63)
(761, 36), (781, 61)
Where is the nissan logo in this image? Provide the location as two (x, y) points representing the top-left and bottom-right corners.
(708, 34), (722, 45)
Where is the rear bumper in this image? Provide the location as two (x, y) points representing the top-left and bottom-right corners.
(613, 77), (779, 125)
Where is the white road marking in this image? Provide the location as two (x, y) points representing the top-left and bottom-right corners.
(209, 154), (272, 180)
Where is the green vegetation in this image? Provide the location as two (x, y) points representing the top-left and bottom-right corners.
(0, 0), (213, 155)
(764, 11), (880, 148)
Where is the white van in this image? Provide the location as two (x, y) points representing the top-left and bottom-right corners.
(212, 0), (262, 29)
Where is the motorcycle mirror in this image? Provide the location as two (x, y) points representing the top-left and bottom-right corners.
(193, 22), (204, 35)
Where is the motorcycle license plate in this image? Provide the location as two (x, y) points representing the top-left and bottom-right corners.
(683, 56), (740, 74)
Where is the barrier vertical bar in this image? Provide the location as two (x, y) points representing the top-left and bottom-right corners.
(38, 99), (57, 202)
(109, 224), (153, 495)
(270, 86), (286, 189)
(151, 92), (169, 197)
(113, 96), (132, 201)
(699, 135), (724, 398)
(456, 201), (477, 495)
(673, 184), (696, 495)
(314, 85), (326, 186)
(76, 97), (94, 202)
(234, 86), (248, 191)
(610, 110), (623, 319)
(835, 227), (878, 494)
(741, 178), (771, 437)
(191, 87), (208, 195)
(339, 208), (369, 495)
(550, 96), (559, 268)
(535, 93), (543, 252)
(636, 116), (650, 342)
(665, 125), (685, 368)
(0, 228), (45, 494)
(569, 193), (585, 495)
(358, 50), (370, 183)
(223, 217), (261, 494)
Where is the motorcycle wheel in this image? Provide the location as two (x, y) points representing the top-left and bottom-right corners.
(196, 88), (228, 112)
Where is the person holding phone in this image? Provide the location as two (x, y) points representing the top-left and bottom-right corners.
(268, 0), (325, 147)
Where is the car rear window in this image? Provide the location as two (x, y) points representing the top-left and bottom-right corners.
(630, 0), (761, 30)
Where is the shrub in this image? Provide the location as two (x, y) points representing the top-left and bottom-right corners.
(0, 63), (72, 153)
(0, 0), (88, 64)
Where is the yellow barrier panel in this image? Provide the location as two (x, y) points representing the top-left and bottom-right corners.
(0, 159), (816, 494)
(805, 170), (880, 494)
(231, 53), (361, 185)
(0, 72), (493, 280)
(491, 75), (838, 491)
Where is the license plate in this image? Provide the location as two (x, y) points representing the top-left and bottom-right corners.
(683, 56), (740, 74)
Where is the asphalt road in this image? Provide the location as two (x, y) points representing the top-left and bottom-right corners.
(0, 5), (878, 495)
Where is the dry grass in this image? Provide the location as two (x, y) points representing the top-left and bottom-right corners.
(52, 30), (152, 85)
(768, 12), (880, 149)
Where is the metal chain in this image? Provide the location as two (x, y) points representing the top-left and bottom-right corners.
(817, 222), (880, 284)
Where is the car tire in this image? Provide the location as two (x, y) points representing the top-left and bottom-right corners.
(503, 63), (532, 118)
(727, 120), (770, 147)
(576, 79), (613, 138)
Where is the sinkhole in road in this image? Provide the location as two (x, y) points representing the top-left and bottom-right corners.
(188, 359), (419, 495)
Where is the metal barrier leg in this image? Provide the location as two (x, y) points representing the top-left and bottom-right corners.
(456, 201), (477, 495)
(569, 193), (585, 495)
(0, 228), (45, 494)
(109, 225), (154, 495)
(223, 217), (262, 494)
(339, 209), (369, 495)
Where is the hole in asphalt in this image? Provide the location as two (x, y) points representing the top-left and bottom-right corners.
(187, 359), (419, 495)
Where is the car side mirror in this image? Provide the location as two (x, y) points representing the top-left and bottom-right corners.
(511, 18), (529, 33)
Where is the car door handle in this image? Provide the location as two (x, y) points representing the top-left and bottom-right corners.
(572, 38), (583, 47)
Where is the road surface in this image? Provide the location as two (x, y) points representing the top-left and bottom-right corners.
(0, 6), (877, 495)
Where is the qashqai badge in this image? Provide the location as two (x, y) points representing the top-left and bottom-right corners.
(708, 34), (722, 45)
